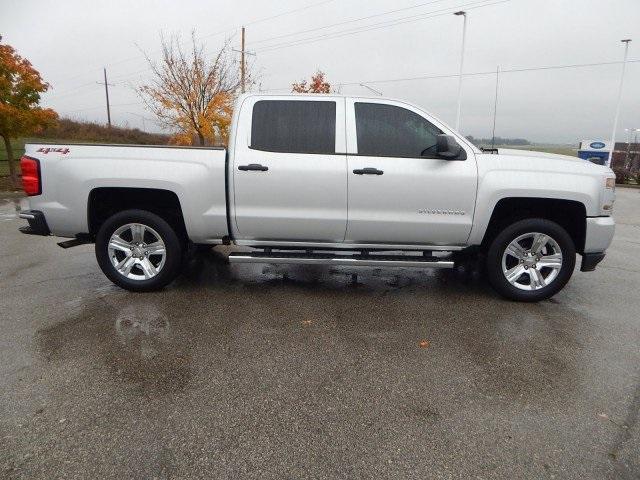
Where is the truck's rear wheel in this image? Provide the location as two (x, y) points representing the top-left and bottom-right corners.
(486, 218), (575, 302)
(95, 209), (183, 291)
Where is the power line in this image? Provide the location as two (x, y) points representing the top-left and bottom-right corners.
(46, 0), (336, 89)
(109, 66), (153, 83)
(255, 58), (640, 92)
(63, 101), (143, 113)
(196, 0), (336, 41)
(80, 0), (510, 90)
(43, 0), (506, 97)
(337, 59), (640, 86)
(52, 58), (640, 114)
(51, 2), (336, 90)
(47, 0), (481, 92)
(124, 111), (158, 121)
(45, 81), (101, 100)
(245, 0), (336, 28)
(50, 57), (639, 128)
(247, 0), (455, 47)
(252, 0), (513, 54)
(123, 111), (162, 131)
(63, 105), (104, 113)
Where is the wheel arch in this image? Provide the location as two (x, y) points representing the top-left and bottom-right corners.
(480, 197), (587, 254)
(87, 187), (188, 242)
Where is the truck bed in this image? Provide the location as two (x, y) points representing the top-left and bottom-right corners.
(23, 143), (229, 243)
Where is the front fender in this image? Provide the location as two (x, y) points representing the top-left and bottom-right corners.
(467, 168), (599, 246)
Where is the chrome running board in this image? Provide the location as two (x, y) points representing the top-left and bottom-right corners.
(228, 251), (454, 269)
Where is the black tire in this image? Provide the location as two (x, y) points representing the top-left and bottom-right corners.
(486, 218), (576, 302)
(95, 209), (183, 292)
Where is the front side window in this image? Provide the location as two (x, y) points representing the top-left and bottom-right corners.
(251, 100), (336, 154)
(355, 102), (442, 157)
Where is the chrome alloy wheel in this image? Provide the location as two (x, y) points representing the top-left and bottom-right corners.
(107, 223), (166, 281)
(501, 232), (563, 291)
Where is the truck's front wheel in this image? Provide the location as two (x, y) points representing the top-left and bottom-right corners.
(95, 209), (183, 292)
(486, 218), (575, 302)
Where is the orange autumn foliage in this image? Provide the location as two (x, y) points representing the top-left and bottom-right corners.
(139, 33), (248, 146)
(292, 70), (332, 94)
(0, 37), (57, 186)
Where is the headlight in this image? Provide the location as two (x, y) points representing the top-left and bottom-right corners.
(605, 177), (616, 189)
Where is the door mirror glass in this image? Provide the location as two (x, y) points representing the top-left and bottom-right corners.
(435, 134), (465, 160)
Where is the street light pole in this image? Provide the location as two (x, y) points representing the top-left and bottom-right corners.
(454, 10), (467, 131)
(608, 39), (632, 167)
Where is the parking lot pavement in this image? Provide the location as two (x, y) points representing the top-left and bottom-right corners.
(0, 189), (639, 480)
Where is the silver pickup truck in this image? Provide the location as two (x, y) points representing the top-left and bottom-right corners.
(18, 93), (616, 301)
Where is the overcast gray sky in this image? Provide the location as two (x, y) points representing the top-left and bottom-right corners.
(1, 0), (639, 143)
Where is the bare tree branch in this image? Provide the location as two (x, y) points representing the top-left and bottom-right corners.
(138, 32), (253, 145)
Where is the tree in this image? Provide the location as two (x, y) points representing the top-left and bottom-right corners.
(139, 33), (249, 146)
(292, 70), (332, 94)
(0, 37), (57, 187)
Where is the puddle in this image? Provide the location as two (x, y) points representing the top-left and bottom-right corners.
(36, 297), (192, 395)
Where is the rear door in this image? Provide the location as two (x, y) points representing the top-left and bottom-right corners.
(345, 98), (477, 246)
(232, 96), (347, 242)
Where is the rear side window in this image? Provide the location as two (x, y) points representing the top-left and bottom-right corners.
(251, 100), (336, 154)
(355, 102), (442, 157)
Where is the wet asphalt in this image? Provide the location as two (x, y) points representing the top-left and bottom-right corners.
(1, 189), (639, 480)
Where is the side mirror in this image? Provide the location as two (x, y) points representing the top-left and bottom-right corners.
(436, 134), (465, 160)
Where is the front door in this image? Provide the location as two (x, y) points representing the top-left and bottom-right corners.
(345, 99), (477, 246)
(232, 97), (348, 242)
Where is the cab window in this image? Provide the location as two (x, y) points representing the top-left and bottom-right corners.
(251, 100), (336, 154)
(355, 102), (442, 157)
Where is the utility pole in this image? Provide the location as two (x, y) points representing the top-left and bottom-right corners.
(97, 68), (113, 127)
(454, 10), (467, 131)
(608, 38), (631, 167)
(232, 28), (254, 93)
(491, 65), (500, 149)
(241, 26), (246, 94)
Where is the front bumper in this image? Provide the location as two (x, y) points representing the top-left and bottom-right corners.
(584, 216), (615, 253)
(19, 210), (50, 236)
(579, 216), (614, 272)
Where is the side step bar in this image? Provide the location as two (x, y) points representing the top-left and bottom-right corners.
(228, 251), (454, 269)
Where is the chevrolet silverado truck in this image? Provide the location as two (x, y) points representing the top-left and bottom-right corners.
(18, 94), (616, 301)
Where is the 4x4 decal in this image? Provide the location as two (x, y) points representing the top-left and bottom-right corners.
(37, 147), (70, 155)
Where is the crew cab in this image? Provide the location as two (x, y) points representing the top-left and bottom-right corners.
(18, 94), (616, 301)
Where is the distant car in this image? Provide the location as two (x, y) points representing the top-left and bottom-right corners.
(18, 94), (616, 301)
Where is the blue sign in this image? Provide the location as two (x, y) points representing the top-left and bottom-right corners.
(590, 142), (606, 149)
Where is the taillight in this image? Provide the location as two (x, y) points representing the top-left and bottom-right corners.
(21, 156), (41, 196)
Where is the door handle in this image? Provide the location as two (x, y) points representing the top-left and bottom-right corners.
(238, 163), (268, 171)
(353, 167), (383, 175)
